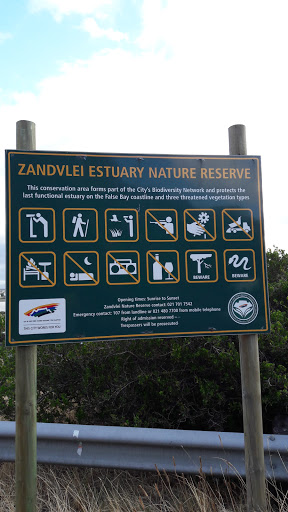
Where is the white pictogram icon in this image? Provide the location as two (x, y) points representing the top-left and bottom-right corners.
(63, 208), (98, 243)
(123, 215), (134, 237)
(72, 213), (89, 238)
(110, 228), (123, 238)
(26, 213), (48, 238)
(147, 251), (179, 284)
(150, 216), (174, 235)
(109, 213), (135, 238)
(190, 253), (212, 273)
(109, 258), (137, 276)
(64, 251), (99, 286)
(226, 216), (251, 234)
(69, 271), (94, 282)
(69, 255), (94, 282)
(23, 258), (51, 281)
(110, 214), (121, 222)
(152, 254), (175, 281)
(164, 261), (174, 280)
(186, 211), (209, 238)
(153, 253), (162, 280)
(228, 254), (251, 270)
(106, 251), (140, 285)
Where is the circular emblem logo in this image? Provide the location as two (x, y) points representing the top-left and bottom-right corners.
(228, 292), (258, 324)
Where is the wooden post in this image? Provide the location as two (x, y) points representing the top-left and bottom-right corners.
(15, 120), (37, 512)
(229, 124), (267, 512)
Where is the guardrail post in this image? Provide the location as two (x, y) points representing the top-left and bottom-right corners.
(15, 120), (37, 512)
(229, 124), (267, 512)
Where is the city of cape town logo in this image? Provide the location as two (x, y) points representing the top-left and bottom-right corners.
(24, 303), (59, 318)
(228, 293), (258, 325)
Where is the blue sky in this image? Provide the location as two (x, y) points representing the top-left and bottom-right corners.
(1, 0), (288, 292)
(0, 0), (141, 96)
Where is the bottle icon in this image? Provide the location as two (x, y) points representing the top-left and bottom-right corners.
(153, 254), (163, 280)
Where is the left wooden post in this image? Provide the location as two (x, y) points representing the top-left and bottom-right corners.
(15, 120), (37, 512)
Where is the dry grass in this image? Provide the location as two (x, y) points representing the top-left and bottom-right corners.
(0, 462), (288, 511)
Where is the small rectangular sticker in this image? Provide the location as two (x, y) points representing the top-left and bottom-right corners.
(19, 298), (66, 335)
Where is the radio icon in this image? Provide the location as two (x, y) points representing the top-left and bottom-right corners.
(109, 258), (137, 276)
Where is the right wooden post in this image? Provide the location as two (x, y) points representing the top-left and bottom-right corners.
(229, 124), (267, 512)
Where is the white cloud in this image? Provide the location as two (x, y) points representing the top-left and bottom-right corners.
(138, 0), (288, 79)
(0, 32), (12, 43)
(28, 0), (113, 21)
(79, 17), (128, 41)
(0, 48), (233, 157)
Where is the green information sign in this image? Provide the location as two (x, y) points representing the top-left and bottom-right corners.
(5, 151), (270, 346)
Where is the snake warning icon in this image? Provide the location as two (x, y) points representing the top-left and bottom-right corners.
(224, 249), (256, 282)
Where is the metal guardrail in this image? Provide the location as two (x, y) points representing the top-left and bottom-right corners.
(1, 421), (288, 479)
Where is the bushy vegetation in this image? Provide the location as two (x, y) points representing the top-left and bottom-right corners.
(0, 247), (288, 433)
(259, 248), (288, 431)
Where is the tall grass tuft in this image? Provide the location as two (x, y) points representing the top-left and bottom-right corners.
(1, 462), (288, 511)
